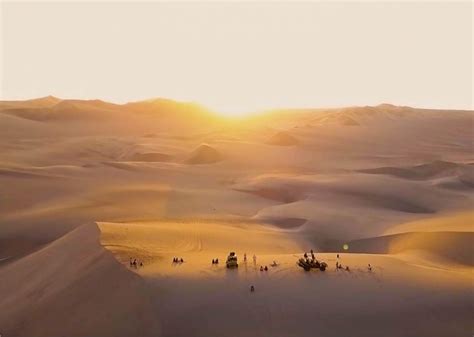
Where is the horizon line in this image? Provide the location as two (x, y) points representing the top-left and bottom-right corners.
(1, 95), (473, 113)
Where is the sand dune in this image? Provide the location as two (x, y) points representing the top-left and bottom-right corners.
(383, 211), (474, 234)
(325, 212), (474, 266)
(99, 220), (305, 271)
(0, 95), (61, 109)
(185, 143), (222, 164)
(330, 231), (473, 266)
(0, 223), (160, 337)
(358, 160), (472, 180)
(265, 131), (299, 146)
(98, 220), (472, 337)
(0, 100), (472, 336)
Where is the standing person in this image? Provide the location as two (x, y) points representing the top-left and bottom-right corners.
(253, 254), (257, 266)
(244, 253), (247, 263)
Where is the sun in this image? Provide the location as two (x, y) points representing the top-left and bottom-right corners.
(202, 101), (268, 118)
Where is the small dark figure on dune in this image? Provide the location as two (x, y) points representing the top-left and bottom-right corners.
(250, 285), (255, 292)
(260, 266), (264, 271)
(368, 264), (372, 272)
(264, 266), (268, 271)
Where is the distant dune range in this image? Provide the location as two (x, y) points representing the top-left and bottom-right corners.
(0, 97), (472, 336)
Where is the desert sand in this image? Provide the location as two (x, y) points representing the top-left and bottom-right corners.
(0, 98), (472, 337)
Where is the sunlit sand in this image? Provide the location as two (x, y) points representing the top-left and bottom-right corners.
(0, 97), (472, 337)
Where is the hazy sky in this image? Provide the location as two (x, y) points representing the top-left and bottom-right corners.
(1, 1), (472, 114)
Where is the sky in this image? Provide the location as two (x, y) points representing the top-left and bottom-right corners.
(1, 1), (472, 115)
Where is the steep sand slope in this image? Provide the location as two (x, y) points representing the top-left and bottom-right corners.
(336, 232), (473, 265)
(323, 212), (474, 266)
(384, 211), (474, 234)
(0, 223), (160, 337)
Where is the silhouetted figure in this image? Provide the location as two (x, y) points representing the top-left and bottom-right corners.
(368, 264), (372, 272)
(345, 266), (350, 271)
(140, 261), (143, 267)
(253, 254), (257, 265)
(244, 253), (247, 262)
(180, 258), (184, 263)
(250, 285), (255, 292)
(264, 266), (268, 271)
(337, 254), (340, 259)
(215, 258), (219, 264)
(304, 252), (308, 259)
(260, 266), (264, 271)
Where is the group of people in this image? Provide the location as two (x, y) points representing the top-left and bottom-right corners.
(172, 257), (184, 263)
(129, 258), (143, 268)
(335, 254), (350, 271)
(259, 265), (269, 271)
(301, 249), (318, 264)
(334, 254), (372, 272)
(243, 253), (258, 265)
(211, 258), (219, 264)
(336, 261), (350, 271)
